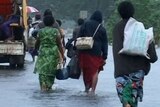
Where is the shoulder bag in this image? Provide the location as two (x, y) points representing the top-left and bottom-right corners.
(75, 24), (101, 50)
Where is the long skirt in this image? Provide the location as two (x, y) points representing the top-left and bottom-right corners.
(116, 70), (145, 107)
(39, 74), (55, 90)
(79, 53), (103, 88)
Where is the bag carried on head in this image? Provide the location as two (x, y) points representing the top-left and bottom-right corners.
(119, 17), (154, 59)
(75, 24), (101, 50)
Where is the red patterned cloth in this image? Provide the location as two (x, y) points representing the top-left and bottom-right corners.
(79, 53), (104, 87)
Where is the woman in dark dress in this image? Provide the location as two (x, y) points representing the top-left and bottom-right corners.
(78, 10), (108, 95)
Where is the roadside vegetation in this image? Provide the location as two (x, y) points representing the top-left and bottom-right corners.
(29, 0), (160, 46)
(107, 0), (160, 46)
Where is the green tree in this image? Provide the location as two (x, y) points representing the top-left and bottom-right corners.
(107, 0), (160, 46)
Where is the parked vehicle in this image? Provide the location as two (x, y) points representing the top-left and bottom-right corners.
(0, 0), (28, 68)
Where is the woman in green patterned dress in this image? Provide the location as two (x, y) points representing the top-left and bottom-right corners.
(34, 15), (64, 91)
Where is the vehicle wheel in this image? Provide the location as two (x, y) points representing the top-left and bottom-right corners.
(17, 63), (24, 68)
(10, 64), (16, 68)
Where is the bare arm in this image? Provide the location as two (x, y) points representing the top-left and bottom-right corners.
(56, 34), (64, 59)
(35, 37), (40, 50)
(55, 21), (65, 48)
(147, 42), (158, 63)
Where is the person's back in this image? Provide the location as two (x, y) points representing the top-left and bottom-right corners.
(37, 9), (64, 47)
(79, 16), (108, 59)
(30, 13), (42, 38)
(28, 14), (42, 61)
(72, 18), (84, 40)
(112, 2), (157, 78)
(112, 1), (158, 107)
(34, 15), (64, 91)
(66, 18), (84, 58)
(77, 10), (108, 95)
(39, 27), (58, 49)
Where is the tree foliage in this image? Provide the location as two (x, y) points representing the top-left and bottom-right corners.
(106, 0), (160, 45)
(28, 0), (115, 21)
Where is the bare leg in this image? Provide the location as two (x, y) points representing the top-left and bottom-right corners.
(83, 69), (91, 93)
(83, 77), (90, 93)
(41, 85), (52, 92)
(31, 55), (35, 62)
(90, 71), (98, 94)
(41, 84), (47, 91)
(125, 104), (131, 107)
(123, 104), (131, 107)
(85, 85), (90, 93)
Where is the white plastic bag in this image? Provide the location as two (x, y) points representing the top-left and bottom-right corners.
(119, 17), (153, 59)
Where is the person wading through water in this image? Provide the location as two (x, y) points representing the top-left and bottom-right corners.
(112, 1), (158, 107)
(78, 10), (108, 95)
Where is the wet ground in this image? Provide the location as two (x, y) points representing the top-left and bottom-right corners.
(0, 46), (159, 107)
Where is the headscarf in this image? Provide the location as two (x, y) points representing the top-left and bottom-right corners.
(43, 9), (53, 17)
(90, 10), (102, 23)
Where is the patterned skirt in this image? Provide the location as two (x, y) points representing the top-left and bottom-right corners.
(39, 74), (55, 90)
(116, 70), (145, 107)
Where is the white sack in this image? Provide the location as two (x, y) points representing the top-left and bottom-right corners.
(119, 17), (153, 59)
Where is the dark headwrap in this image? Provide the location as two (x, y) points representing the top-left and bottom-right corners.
(43, 9), (53, 17)
(90, 10), (102, 23)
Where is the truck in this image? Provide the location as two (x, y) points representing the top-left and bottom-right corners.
(0, 0), (28, 68)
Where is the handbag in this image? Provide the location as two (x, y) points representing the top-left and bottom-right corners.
(67, 55), (81, 79)
(66, 42), (75, 58)
(75, 24), (101, 50)
(56, 63), (69, 80)
(67, 45), (75, 58)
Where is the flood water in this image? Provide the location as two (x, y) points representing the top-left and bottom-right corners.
(0, 52), (120, 107)
(0, 46), (159, 107)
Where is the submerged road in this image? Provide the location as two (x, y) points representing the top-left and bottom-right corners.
(0, 46), (159, 107)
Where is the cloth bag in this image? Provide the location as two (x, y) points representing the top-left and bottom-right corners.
(67, 44), (75, 58)
(66, 42), (75, 58)
(67, 55), (81, 79)
(56, 63), (69, 80)
(119, 17), (153, 59)
(75, 24), (101, 50)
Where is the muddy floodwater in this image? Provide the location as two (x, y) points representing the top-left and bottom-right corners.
(0, 47), (160, 107)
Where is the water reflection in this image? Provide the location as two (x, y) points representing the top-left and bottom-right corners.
(29, 87), (115, 107)
(0, 53), (120, 107)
